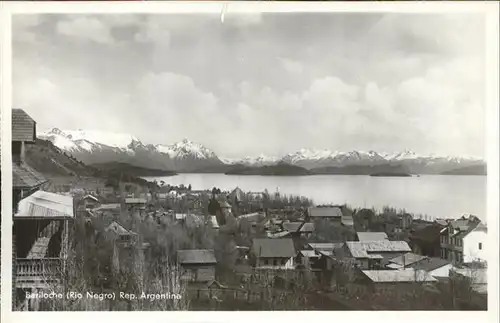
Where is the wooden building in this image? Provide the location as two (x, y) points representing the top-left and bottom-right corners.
(178, 249), (217, 283)
(251, 238), (296, 270)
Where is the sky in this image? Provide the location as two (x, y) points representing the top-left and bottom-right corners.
(12, 13), (486, 159)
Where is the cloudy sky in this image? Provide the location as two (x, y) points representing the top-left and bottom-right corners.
(13, 13), (486, 159)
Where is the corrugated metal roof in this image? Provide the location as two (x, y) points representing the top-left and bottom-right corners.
(12, 162), (47, 188)
(346, 241), (411, 258)
(308, 207), (342, 218)
(15, 190), (74, 218)
(178, 249), (217, 264)
(252, 238), (296, 258)
(357, 232), (388, 242)
(12, 109), (36, 142)
(362, 269), (437, 283)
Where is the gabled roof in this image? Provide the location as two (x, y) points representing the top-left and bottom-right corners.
(389, 253), (428, 267)
(361, 269), (437, 283)
(12, 109), (36, 142)
(177, 249), (217, 264)
(357, 232), (388, 242)
(408, 257), (451, 272)
(308, 206), (342, 218)
(229, 187), (244, 201)
(300, 250), (319, 258)
(252, 238), (296, 258)
(345, 241), (411, 258)
(15, 190), (74, 219)
(13, 162), (47, 189)
(105, 221), (137, 236)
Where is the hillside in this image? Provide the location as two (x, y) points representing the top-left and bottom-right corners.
(310, 163), (411, 176)
(441, 164), (487, 176)
(90, 162), (177, 177)
(23, 139), (159, 189)
(224, 162), (312, 176)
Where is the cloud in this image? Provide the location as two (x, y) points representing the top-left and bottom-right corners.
(12, 13), (486, 158)
(278, 57), (304, 75)
(56, 16), (115, 44)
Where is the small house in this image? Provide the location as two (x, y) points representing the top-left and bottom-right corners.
(178, 249), (217, 283)
(336, 241), (411, 270)
(251, 238), (296, 269)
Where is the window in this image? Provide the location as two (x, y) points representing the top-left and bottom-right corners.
(478, 242), (482, 250)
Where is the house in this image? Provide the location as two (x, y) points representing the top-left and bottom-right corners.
(13, 190), (74, 311)
(178, 249), (217, 283)
(307, 242), (344, 257)
(439, 216), (487, 265)
(105, 221), (139, 245)
(386, 253), (429, 269)
(296, 250), (320, 268)
(307, 206), (343, 221)
(251, 238), (296, 269)
(12, 109), (48, 213)
(356, 232), (388, 242)
(336, 241), (412, 270)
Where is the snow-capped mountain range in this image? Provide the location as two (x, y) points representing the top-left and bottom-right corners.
(38, 128), (485, 174)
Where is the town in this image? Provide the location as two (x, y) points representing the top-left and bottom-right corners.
(11, 109), (487, 311)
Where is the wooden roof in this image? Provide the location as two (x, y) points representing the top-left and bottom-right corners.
(12, 109), (36, 142)
(12, 162), (47, 189)
(177, 249), (217, 264)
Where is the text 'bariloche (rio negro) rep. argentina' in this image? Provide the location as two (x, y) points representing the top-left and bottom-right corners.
(25, 291), (183, 302)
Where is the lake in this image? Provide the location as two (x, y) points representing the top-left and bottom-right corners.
(143, 174), (487, 222)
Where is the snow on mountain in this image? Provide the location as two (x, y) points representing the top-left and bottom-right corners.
(155, 139), (219, 160)
(38, 128), (140, 153)
(37, 127), (484, 174)
(233, 154), (281, 166)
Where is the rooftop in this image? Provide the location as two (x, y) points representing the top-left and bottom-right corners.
(12, 109), (36, 142)
(408, 257), (451, 272)
(308, 242), (344, 251)
(252, 238), (296, 258)
(15, 190), (74, 219)
(282, 222), (303, 232)
(13, 162), (47, 189)
(389, 253), (428, 267)
(362, 269), (438, 283)
(177, 249), (217, 264)
(346, 241), (411, 258)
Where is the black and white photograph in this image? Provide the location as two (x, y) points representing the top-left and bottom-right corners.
(3, 4), (499, 314)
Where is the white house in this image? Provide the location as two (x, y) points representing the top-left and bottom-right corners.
(463, 223), (487, 263)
